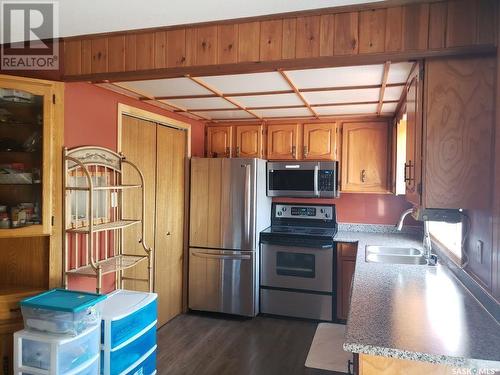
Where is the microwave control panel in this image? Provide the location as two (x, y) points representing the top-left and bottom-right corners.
(275, 204), (333, 220)
(319, 170), (335, 191)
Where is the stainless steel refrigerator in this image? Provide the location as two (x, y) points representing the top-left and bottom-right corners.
(188, 157), (270, 316)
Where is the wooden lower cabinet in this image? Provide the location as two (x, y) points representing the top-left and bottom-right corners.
(337, 242), (357, 321)
(359, 354), (458, 375)
(341, 121), (389, 193)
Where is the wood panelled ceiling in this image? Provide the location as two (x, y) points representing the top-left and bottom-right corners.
(97, 62), (413, 121)
(63, 0), (497, 83)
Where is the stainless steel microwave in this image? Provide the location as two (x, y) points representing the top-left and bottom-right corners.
(266, 161), (339, 198)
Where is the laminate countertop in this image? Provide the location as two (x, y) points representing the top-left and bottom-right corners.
(335, 229), (500, 369)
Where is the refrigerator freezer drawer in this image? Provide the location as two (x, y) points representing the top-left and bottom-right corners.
(188, 248), (257, 317)
(260, 288), (332, 321)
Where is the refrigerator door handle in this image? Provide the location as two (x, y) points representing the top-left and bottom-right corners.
(244, 163), (252, 245)
(191, 251), (251, 260)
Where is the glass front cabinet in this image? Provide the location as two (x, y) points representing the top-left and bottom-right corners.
(0, 74), (62, 237)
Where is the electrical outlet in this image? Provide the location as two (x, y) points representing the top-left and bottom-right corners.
(475, 240), (483, 264)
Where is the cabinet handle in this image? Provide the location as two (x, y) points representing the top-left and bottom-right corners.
(361, 169), (366, 183)
(303, 145), (308, 158)
(292, 145), (296, 158)
(166, 231), (171, 236)
(404, 161), (414, 182)
(236, 146), (240, 157)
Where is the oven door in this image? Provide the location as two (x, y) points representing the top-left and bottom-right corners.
(267, 161), (320, 197)
(261, 243), (333, 292)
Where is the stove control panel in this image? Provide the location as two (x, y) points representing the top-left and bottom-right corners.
(274, 204), (333, 220)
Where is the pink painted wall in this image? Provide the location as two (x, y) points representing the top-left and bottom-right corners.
(65, 82), (205, 156)
(64, 82), (205, 292)
(273, 194), (416, 225)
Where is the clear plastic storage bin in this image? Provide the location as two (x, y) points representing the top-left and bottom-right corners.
(21, 289), (106, 336)
(14, 324), (100, 374)
(18, 354), (99, 375)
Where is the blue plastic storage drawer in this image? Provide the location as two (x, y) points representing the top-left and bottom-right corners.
(104, 323), (156, 375)
(109, 298), (157, 348)
(100, 290), (157, 350)
(125, 346), (156, 375)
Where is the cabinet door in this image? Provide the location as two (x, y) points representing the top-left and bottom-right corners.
(206, 126), (232, 157)
(336, 242), (357, 321)
(267, 124), (299, 160)
(235, 125), (263, 158)
(303, 123), (337, 160)
(424, 57), (495, 209)
(405, 66), (423, 205)
(341, 122), (389, 192)
(0, 77), (55, 237)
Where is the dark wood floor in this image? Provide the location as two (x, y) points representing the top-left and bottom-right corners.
(156, 313), (347, 375)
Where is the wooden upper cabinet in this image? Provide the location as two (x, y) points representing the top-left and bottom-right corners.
(405, 65), (423, 205)
(341, 122), (389, 193)
(267, 124), (300, 160)
(423, 57), (495, 210)
(206, 126), (232, 158)
(235, 125), (263, 158)
(303, 123), (337, 160)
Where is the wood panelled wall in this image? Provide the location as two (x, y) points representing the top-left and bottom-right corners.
(63, 0), (497, 80)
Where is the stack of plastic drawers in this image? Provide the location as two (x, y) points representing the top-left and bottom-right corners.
(14, 289), (106, 375)
(100, 290), (158, 375)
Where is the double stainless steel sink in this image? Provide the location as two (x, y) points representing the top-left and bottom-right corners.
(365, 245), (430, 265)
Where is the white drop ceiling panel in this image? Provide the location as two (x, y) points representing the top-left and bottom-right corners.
(199, 72), (291, 94)
(314, 103), (378, 116)
(286, 64), (385, 89)
(387, 62), (414, 84)
(228, 93), (303, 108)
(381, 102), (398, 113)
(163, 97), (236, 110)
(252, 107), (311, 118)
(383, 85), (404, 102)
(303, 88), (380, 105)
(192, 110), (254, 120)
(117, 78), (212, 97)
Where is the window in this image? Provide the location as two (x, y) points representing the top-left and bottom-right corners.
(428, 221), (463, 262)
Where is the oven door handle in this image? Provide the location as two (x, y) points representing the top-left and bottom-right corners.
(261, 240), (334, 249)
(313, 165), (320, 197)
(192, 252), (251, 261)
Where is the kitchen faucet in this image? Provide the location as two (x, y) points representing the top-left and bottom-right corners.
(396, 207), (437, 266)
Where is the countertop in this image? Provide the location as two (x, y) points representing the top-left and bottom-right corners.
(335, 229), (500, 369)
